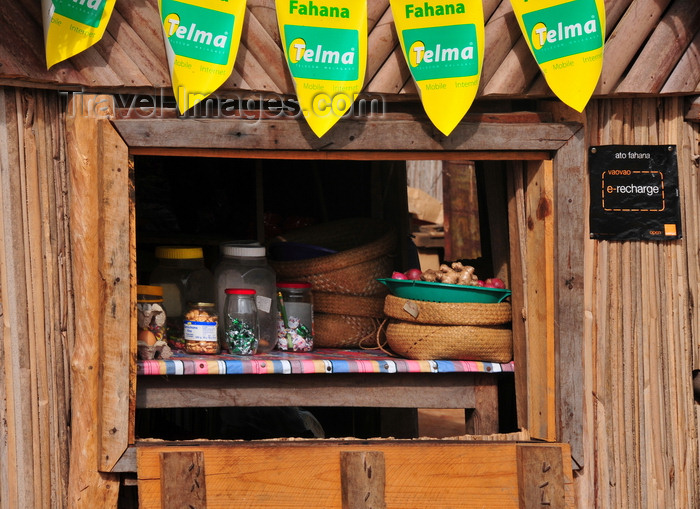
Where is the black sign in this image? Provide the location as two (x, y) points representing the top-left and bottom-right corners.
(589, 145), (681, 241)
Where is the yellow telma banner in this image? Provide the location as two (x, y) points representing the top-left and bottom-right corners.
(277, 0), (368, 138)
(42, 0), (117, 69)
(390, 0), (485, 136)
(158, 0), (247, 114)
(510, 0), (605, 112)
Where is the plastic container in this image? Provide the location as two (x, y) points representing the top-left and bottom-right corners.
(276, 282), (314, 351)
(183, 302), (220, 354)
(149, 246), (215, 349)
(214, 243), (277, 353)
(136, 285), (167, 346)
(376, 278), (511, 303)
(223, 289), (259, 355)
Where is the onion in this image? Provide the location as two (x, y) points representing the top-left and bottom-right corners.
(404, 268), (422, 280)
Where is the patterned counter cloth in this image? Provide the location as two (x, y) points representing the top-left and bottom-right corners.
(138, 348), (515, 376)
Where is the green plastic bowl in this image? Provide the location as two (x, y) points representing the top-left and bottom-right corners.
(377, 278), (511, 303)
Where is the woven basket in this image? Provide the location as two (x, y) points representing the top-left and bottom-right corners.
(270, 218), (397, 296)
(314, 313), (382, 349)
(383, 294), (511, 326)
(385, 322), (513, 362)
(314, 292), (386, 319)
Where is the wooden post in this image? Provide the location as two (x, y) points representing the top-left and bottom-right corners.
(465, 373), (500, 435)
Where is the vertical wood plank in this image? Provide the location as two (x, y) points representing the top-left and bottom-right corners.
(524, 160), (555, 442)
(160, 451), (207, 509)
(551, 125), (586, 468)
(506, 161), (528, 431)
(66, 94), (120, 508)
(340, 451), (386, 509)
(97, 118), (133, 472)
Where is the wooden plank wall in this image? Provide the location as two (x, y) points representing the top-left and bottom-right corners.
(0, 88), (72, 507)
(576, 96), (700, 508)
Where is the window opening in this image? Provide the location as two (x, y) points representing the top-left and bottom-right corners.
(133, 154), (518, 441)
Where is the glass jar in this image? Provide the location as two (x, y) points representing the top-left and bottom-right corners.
(276, 282), (314, 351)
(183, 302), (220, 354)
(223, 288), (259, 355)
(149, 246), (215, 349)
(214, 243), (277, 353)
(136, 285), (167, 346)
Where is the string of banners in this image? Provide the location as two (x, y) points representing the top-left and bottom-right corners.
(42, 0), (606, 137)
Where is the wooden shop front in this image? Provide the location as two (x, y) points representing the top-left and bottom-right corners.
(2, 1), (698, 508)
(65, 97), (583, 507)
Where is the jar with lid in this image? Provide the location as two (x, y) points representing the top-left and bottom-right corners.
(184, 302), (220, 354)
(149, 246), (215, 349)
(136, 285), (167, 346)
(276, 282), (314, 352)
(214, 243), (277, 353)
(223, 289), (259, 355)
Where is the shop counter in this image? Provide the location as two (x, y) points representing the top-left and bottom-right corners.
(136, 348), (514, 435)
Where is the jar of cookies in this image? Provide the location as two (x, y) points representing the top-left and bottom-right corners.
(183, 302), (219, 354)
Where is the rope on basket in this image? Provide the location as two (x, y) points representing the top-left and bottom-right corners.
(358, 317), (397, 357)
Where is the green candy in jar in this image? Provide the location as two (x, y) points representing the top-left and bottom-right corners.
(223, 289), (259, 355)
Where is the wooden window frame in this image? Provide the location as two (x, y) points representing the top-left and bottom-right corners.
(65, 96), (585, 475)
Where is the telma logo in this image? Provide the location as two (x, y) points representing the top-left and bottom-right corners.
(409, 41), (473, 66)
(531, 19), (598, 50)
(164, 14), (229, 48)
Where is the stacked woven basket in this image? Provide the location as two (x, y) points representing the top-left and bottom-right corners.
(382, 294), (513, 363)
(269, 218), (396, 348)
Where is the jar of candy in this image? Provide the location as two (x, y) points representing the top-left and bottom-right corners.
(150, 246), (215, 349)
(214, 243), (277, 353)
(276, 282), (314, 352)
(223, 289), (259, 355)
(136, 285), (167, 346)
(183, 302), (220, 355)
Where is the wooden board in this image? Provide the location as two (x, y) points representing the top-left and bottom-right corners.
(506, 161), (529, 433)
(137, 441), (575, 509)
(111, 117), (581, 153)
(550, 118), (586, 469)
(524, 160), (556, 443)
(66, 95), (126, 506)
